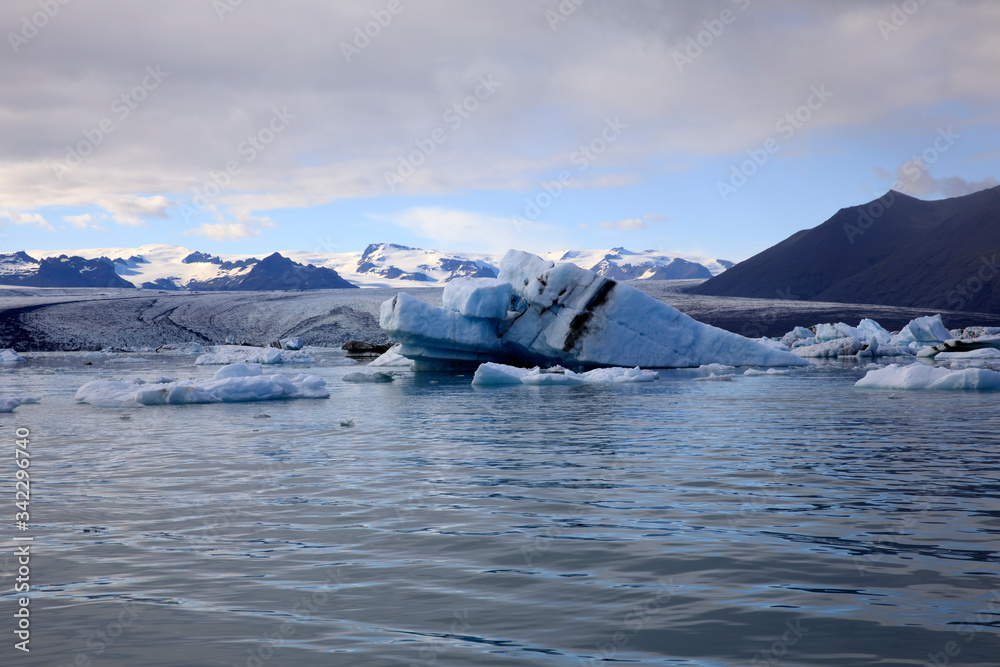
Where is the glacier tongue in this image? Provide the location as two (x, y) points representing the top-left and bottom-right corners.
(379, 249), (810, 370)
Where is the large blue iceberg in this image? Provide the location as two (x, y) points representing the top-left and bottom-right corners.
(380, 250), (809, 371)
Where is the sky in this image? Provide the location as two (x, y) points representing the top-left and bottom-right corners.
(1, 0), (998, 262)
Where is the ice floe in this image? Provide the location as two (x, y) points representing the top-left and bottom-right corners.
(75, 364), (329, 406)
(472, 362), (659, 386)
(382, 250), (808, 370)
(855, 363), (1000, 390)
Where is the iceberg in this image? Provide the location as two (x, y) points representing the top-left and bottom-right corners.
(381, 250), (809, 370)
(471, 362), (659, 386)
(75, 364), (329, 407)
(855, 363), (1000, 390)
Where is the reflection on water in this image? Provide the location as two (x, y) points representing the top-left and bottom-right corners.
(2, 353), (999, 666)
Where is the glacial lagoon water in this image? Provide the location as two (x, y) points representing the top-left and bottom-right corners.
(2, 350), (999, 666)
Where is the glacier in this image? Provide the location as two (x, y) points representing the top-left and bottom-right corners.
(379, 250), (809, 370)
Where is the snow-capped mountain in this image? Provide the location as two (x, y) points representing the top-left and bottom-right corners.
(542, 248), (733, 280)
(0, 252), (134, 288)
(10, 243), (731, 290)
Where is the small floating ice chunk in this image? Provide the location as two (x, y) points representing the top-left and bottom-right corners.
(0, 396), (40, 412)
(935, 348), (1000, 360)
(855, 363), (1000, 390)
(694, 373), (734, 381)
(368, 343), (415, 368)
(75, 372), (329, 407)
(1, 349), (26, 365)
(792, 338), (864, 358)
(891, 315), (951, 346)
(470, 362), (534, 385)
(699, 363), (737, 373)
(195, 346), (313, 365)
(213, 363), (263, 380)
(156, 342), (204, 355)
(743, 368), (790, 376)
(280, 337), (304, 350)
(342, 371), (395, 383)
(472, 362), (658, 386)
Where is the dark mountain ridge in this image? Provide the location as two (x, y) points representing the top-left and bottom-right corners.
(691, 186), (1000, 314)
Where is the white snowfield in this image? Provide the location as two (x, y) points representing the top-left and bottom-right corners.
(380, 250), (809, 370)
(856, 364), (1000, 390)
(75, 363), (329, 407)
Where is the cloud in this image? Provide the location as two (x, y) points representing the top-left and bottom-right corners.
(184, 208), (275, 242)
(600, 218), (647, 231)
(892, 159), (999, 198)
(63, 213), (109, 232)
(0, 0), (998, 221)
(97, 195), (173, 227)
(0, 209), (53, 231)
(375, 206), (570, 254)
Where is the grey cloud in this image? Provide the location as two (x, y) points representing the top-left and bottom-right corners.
(0, 0), (998, 227)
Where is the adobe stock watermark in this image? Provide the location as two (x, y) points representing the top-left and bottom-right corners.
(510, 116), (627, 231)
(383, 75), (501, 192)
(51, 66), (169, 181)
(946, 253), (1000, 311)
(924, 589), (1000, 667)
(546, 0), (585, 31)
(341, 0), (413, 62)
(179, 107), (294, 221)
(583, 579), (676, 666)
(213, 0), (245, 21)
(672, 0), (750, 73)
(55, 600), (141, 667)
(717, 84), (833, 202)
(877, 0), (930, 41)
(409, 610), (477, 666)
(8, 0), (71, 54)
(750, 618), (810, 667)
(842, 126), (959, 244)
(233, 567), (347, 667)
